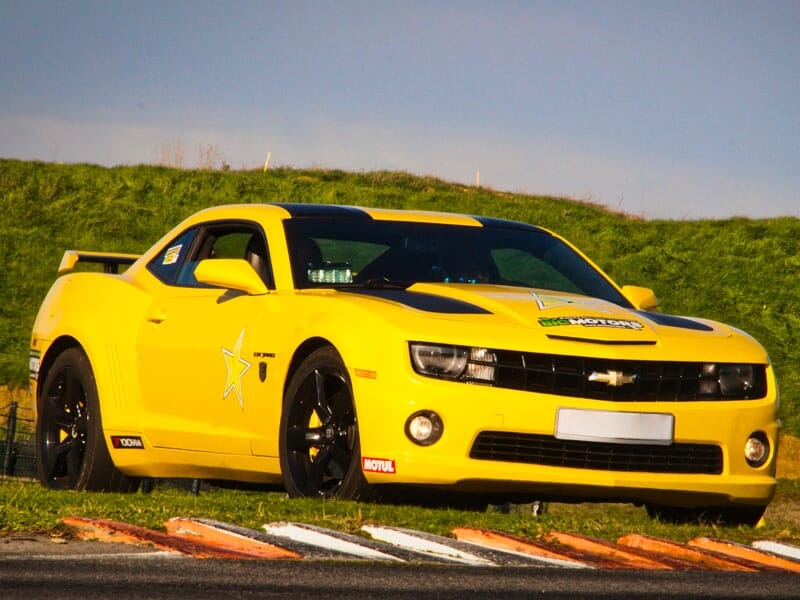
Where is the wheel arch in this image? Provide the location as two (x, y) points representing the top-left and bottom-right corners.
(283, 336), (341, 402)
(36, 336), (83, 407)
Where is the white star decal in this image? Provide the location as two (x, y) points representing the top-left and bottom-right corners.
(222, 329), (250, 409)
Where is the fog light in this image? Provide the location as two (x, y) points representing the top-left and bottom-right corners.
(744, 432), (770, 468)
(405, 411), (443, 446)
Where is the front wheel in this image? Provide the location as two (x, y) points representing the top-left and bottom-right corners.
(279, 347), (373, 500)
(36, 347), (139, 492)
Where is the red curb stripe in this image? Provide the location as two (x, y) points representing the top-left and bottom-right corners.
(688, 537), (800, 574)
(545, 531), (690, 570)
(164, 518), (301, 560)
(60, 517), (264, 559)
(451, 527), (604, 568)
(617, 534), (758, 572)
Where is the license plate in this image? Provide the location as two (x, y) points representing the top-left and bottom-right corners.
(555, 408), (674, 445)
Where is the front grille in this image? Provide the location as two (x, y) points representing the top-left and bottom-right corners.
(490, 351), (766, 401)
(470, 431), (723, 475)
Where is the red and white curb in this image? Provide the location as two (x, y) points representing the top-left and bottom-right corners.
(58, 516), (800, 572)
(262, 522), (406, 562)
(362, 525), (504, 566)
(752, 540), (800, 562)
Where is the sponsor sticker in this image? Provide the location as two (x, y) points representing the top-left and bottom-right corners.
(538, 316), (644, 330)
(163, 244), (183, 265)
(362, 457), (396, 474)
(110, 435), (145, 449)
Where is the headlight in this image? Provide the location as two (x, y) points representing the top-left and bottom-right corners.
(410, 344), (468, 377)
(409, 343), (496, 383)
(699, 363), (760, 398)
(718, 364), (755, 396)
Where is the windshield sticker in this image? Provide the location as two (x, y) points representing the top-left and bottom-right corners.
(530, 291), (573, 311)
(539, 316), (644, 330)
(163, 244), (183, 265)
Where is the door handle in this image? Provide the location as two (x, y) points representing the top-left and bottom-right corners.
(146, 307), (167, 324)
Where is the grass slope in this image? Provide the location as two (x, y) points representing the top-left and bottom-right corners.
(1, 159), (798, 434)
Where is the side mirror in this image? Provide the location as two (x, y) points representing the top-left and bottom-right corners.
(194, 259), (268, 296)
(621, 285), (660, 312)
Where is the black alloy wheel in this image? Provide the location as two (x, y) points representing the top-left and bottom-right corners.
(279, 347), (372, 500)
(36, 347), (138, 492)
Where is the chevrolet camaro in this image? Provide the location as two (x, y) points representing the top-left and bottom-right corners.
(29, 203), (779, 524)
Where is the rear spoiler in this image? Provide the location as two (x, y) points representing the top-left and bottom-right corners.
(58, 251), (140, 274)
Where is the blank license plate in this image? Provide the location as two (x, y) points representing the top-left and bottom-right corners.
(556, 408), (674, 446)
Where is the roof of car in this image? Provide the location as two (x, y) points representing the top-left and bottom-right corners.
(190, 202), (544, 232)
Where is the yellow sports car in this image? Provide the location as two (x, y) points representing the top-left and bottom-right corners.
(29, 203), (779, 524)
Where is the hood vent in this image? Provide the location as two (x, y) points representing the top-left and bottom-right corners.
(546, 334), (657, 346)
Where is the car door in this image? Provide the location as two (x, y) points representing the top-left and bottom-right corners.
(136, 222), (277, 455)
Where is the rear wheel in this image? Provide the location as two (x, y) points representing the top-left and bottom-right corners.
(645, 503), (766, 527)
(36, 348), (139, 492)
(279, 347), (373, 500)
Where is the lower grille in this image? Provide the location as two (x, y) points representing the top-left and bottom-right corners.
(470, 431), (722, 475)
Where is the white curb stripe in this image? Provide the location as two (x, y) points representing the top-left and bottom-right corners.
(752, 541), (800, 562)
(361, 525), (496, 566)
(263, 523), (404, 562)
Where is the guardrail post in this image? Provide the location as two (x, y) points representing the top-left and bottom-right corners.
(3, 401), (18, 476)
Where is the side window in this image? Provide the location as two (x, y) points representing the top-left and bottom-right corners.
(148, 222), (274, 289)
(148, 229), (197, 284)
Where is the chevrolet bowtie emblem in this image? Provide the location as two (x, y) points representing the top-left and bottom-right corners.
(588, 370), (637, 387)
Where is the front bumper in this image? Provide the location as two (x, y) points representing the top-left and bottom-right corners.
(351, 367), (779, 508)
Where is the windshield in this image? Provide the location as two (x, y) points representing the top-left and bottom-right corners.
(284, 217), (631, 307)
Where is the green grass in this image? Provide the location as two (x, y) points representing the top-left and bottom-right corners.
(1, 158), (799, 435)
(2, 478), (799, 546)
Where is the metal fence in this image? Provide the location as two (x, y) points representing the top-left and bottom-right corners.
(1, 400), (37, 479)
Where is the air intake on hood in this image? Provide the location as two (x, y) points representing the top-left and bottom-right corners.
(545, 334), (657, 346)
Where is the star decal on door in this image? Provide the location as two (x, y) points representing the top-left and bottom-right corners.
(222, 329), (251, 409)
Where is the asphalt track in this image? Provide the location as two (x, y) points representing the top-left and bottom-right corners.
(2, 554), (798, 599)
(2, 525), (799, 599)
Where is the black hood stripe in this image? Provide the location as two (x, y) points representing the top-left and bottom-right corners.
(471, 215), (545, 233)
(274, 203), (372, 219)
(636, 311), (714, 332)
(340, 288), (491, 314)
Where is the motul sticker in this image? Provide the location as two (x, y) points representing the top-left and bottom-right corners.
(362, 457), (396, 474)
(110, 436), (145, 449)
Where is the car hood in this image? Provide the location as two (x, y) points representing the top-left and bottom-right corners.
(339, 283), (732, 345)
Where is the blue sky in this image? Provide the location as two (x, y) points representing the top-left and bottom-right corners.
(2, 1), (798, 220)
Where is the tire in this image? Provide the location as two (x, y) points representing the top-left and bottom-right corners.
(36, 347), (139, 492)
(645, 503), (766, 527)
(279, 347), (373, 500)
